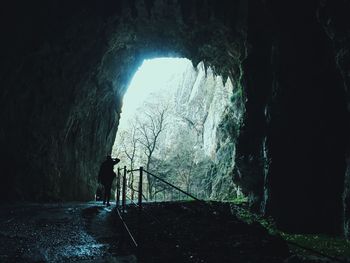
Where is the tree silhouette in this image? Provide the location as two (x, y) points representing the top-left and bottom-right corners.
(136, 100), (169, 199)
(119, 122), (138, 199)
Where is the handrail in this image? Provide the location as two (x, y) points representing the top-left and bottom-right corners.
(125, 195), (162, 224)
(118, 166), (202, 206)
(118, 167), (343, 263)
(116, 207), (138, 247)
(115, 166), (203, 251)
(127, 185), (148, 201)
(144, 169), (202, 202)
(127, 169), (140, 173)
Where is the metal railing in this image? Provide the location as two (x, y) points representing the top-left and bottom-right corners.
(115, 166), (202, 213)
(114, 166), (203, 249)
(113, 170), (346, 263)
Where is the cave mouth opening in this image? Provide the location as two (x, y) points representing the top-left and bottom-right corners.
(111, 57), (244, 202)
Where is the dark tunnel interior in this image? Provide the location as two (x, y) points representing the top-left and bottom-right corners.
(0, 0), (350, 261)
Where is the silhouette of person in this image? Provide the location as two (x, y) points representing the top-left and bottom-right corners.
(98, 155), (120, 206)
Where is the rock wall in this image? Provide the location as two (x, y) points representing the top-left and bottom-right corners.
(1, 0), (349, 237)
(236, 0), (349, 235)
(0, 0), (246, 202)
(167, 62), (239, 200)
(317, 0), (350, 238)
(0, 1), (122, 201)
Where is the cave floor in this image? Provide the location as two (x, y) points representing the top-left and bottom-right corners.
(0, 201), (346, 263)
(0, 202), (134, 262)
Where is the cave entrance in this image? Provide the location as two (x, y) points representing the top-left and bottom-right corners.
(112, 57), (243, 201)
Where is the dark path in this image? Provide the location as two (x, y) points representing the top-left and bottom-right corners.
(0, 202), (135, 262)
(1, 201), (334, 263)
(119, 201), (291, 263)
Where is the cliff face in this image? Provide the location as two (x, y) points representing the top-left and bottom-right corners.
(1, 0), (349, 236)
(114, 60), (242, 200)
(161, 62), (240, 200)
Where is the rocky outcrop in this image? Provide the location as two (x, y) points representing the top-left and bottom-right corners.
(166, 62), (239, 200)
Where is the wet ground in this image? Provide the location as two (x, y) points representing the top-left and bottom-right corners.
(0, 201), (344, 262)
(0, 202), (135, 262)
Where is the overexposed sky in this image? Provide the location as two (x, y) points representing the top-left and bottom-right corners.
(119, 57), (192, 128)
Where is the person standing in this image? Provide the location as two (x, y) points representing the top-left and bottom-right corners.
(98, 155), (120, 206)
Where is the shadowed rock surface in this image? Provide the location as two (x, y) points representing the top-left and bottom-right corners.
(0, 0), (350, 239)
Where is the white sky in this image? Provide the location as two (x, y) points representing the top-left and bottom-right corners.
(119, 57), (192, 129)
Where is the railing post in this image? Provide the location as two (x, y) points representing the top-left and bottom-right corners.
(138, 167), (143, 211)
(116, 168), (121, 207)
(122, 166), (127, 213)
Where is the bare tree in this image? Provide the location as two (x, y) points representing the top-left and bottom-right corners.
(171, 134), (197, 194)
(119, 123), (138, 199)
(136, 101), (169, 199)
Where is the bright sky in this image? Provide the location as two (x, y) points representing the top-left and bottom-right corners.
(119, 57), (192, 129)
